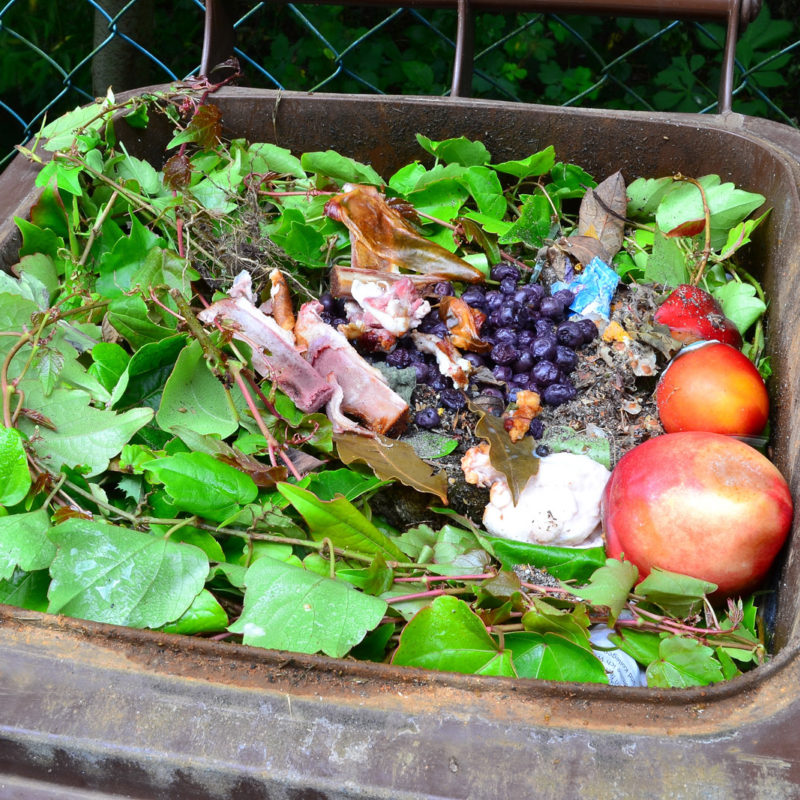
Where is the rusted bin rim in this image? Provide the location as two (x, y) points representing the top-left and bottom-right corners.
(2, 89), (800, 797)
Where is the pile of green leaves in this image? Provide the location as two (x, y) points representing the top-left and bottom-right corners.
(0, 87), (771, 687)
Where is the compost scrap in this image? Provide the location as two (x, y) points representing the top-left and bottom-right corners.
(0, 88), (781, 689)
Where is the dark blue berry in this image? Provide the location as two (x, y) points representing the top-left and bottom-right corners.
(529, 418), (545, 440)
(491, 342), (519, 365)
(530, 335), (557, 362)
(556, 321), (584, 349)
(542, 382), (577, 406)
(532, 360), (560, 387)
(439, 388), (467, 410)
(576, 318), (599, 343)
(415, 408), (440, 428)
(491, 263), (520, 283)
(554, 345), (579, 373)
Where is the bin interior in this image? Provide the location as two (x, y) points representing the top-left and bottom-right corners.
(2, 86), (800, 798)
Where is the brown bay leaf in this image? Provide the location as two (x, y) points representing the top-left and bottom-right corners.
(578, 170), (627, 260)
(333, 432), (449, 504)
(469, 401), (539, 505)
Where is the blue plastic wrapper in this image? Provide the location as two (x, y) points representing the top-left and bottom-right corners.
(551, 256), (620, 319)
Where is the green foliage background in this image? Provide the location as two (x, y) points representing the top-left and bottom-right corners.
(0, 0), (798, 168)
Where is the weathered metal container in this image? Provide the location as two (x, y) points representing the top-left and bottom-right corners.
(1, 89), (800, 799)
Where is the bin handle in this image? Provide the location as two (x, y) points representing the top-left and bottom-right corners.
(200, 0), (761, 113)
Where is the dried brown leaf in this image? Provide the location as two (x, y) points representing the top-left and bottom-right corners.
(578, 170), (627, 260)
(469, 400), (539, 505)
(333, 431), (449, 504)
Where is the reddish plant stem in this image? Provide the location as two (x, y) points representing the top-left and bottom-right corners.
(389, 587), (471, 604)
(392, 573), (495, 584)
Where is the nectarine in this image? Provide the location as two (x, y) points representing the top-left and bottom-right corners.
(656, 341), (769, 436)
(602, 432), (793, 598)
(654, 284), (742, 348)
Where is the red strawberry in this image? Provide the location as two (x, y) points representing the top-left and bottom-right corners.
(654, 284), (742, 349)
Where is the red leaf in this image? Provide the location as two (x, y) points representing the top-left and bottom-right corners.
(187, 104), (222, 149)
(665, 219), (705, 238)
(163, 153), (192, 190)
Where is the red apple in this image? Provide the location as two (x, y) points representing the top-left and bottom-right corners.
(603, 432), (793, 597)
(654, 284), (742, 348)
(656, 341), (769, 436)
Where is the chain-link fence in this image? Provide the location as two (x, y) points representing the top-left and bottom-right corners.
(1, 0), (799, 168)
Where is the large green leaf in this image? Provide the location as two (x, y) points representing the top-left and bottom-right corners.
(157, 339), (239, 437)
(142, 451), (258, 522)
(0, 509), (55, 581)
(277, 483), (406, 560)
(0, 568), (51, 611)
(17, 382), (153, 477)
(229, 556), (387, 657)
(504, 632), (609, 683)
(111, 334), (187, 411)
(392, 595), (512, 675)
(47, 518), (209, 628)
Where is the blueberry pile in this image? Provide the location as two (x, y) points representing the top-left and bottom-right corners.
(319, 262), (598, 437)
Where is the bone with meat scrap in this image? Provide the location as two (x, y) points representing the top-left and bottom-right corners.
(295, 301), (409, 435)
(198, 296), (334, 413)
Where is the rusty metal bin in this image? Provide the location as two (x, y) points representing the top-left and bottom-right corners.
(2, 3), (800, 797)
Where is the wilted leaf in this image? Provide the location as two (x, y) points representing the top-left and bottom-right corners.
(565, 557), (638, 624)
(229, 556), (387, 657)
(47, 518), (209, 628)
(627, 176), (673, 219)
(277, 483), (406, 561)
(578, 170), (626, 260)
(334, 431), (448, 504)
(553, 234), (608, 267)
(471, 401), (539, 505)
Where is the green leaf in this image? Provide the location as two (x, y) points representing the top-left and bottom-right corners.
(458, 166), (505, 219)
(276, 483), (406, 561)
(0, 567), (51, 611)
(97, 215), (164, 297)
(415, 134), (491, 167)
(565, 558), (638, 624)
(392, 595), (505, 674)
(17, 383), (153, 477)
(111, 334), (187, 411)
(88, 342), (130, 393)
(142, 452), (258, 522)
(248, 142), (305, 178)
(646, 636), (724, 688)
(549, 162), (596, 199)
(15, 217), (64, 260)
(107, 295), (178, 349)
(298, 468), (383, 502)
(492, 146), (556, 179)
(644, 228), (689, 287)
(626, 176), (673, 219)
(158, 589), (228, 635)
(300, 150), (383, 185)
(0, 426), (31, 506)
(349, 621), (396, 661)
(716, 210), (769, 261)
(229, 556), (387, 657)
(504, 631), (609, 683)
(522, 598), (591, 647)
(47, 518), (209, 628)
(114, 154), (161, 196)
(0, 509), (55, 580)
(636, 567), (717, 618)
(610, 628), (663, 667)
(42, 101), (109, 150)
(402, 430), (459, 459)
(540, 424), (611, 469)
(388, 161), (427, 194)
(482, 536), (606, 582)
(337, 553), (394, 596)
(157, 339), (239, 437)
(711, 281), (766, 335)
(498, 194), (552, 248)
